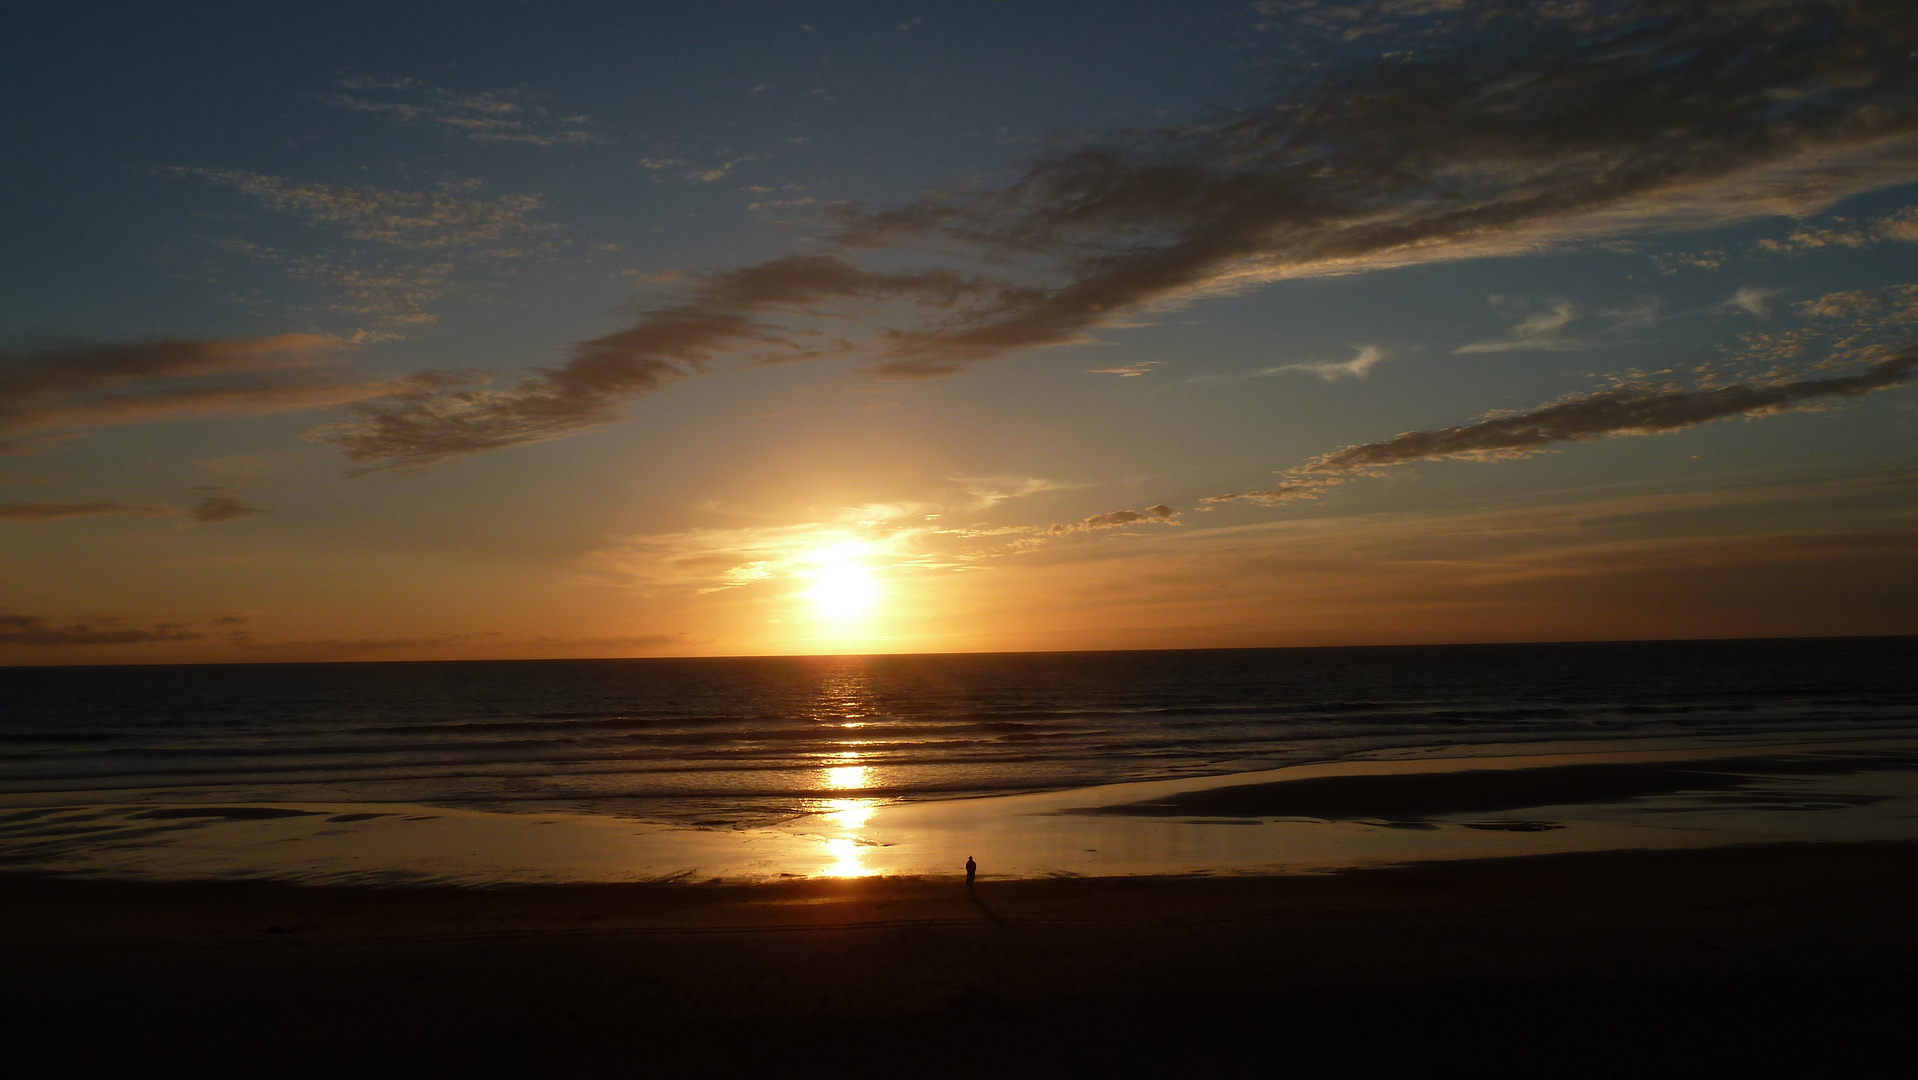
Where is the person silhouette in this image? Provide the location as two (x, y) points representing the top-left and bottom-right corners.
(965, 855), (976, 888)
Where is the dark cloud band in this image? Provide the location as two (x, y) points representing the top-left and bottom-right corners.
(0, 614), (204, 646)
(1311, 349), (1918, 472)
(1209, 347), (1917, 505)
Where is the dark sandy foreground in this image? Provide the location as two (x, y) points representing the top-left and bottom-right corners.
(4, 843), (1916, 1078)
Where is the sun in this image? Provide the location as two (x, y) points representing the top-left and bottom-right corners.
(802, 544), (880, 620)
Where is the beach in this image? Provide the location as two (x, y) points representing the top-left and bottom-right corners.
(6, 841), (1915, 1075)
(6, 644), (1917, 1073)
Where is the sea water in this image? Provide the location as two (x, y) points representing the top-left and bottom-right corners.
(3, 638), (1915, 882)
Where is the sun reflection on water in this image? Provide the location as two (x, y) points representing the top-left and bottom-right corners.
(823, 797), (874, 829)
(825, 764), (869, 791)
(802, 667), (887, 877)
(822, 836), (873, 877)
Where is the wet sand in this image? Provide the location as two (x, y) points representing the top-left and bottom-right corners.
(5, 841), (1915, 1076)
(1078, 750), (1918, 821)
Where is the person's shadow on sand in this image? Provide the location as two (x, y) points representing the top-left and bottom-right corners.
(964, 857), (1005, 925)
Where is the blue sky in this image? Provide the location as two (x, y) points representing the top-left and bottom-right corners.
(4, 0), (1916, 662)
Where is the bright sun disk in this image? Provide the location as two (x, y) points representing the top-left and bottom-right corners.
(803, 546), (880, 620)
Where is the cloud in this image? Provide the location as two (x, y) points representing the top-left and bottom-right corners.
(957, 475), (1074, 508)
(581, 490), (1187, 599)
(1315, 348), (1918, 470)
(527, 633), (691, 649)
(987, 478), (1918, 649)
(243, 632), (500, 651)
(0, 614), (205, 646)
(1088, 362), (1160, 376)
(1048, 504), (1180, 536)
(1264, 345), (1386, 380)
(1201, 479), (1329, 507)
(211, 241), (454, 338)
(1456, 303), (1588, 354)
(1652, 249), (1728, 274)
(840, 1), (1918, 374)
(1727, 286), (1780, 318)
(1754, 205), (1918, 254)
(317, 254), (1039, 470)
(189, 492), (264, 523)
(322, 0), (1918, 470)
(0, 501), (171, 521)
(1207, 348), (1918, 505)
(0, 334), (417, 452)
(174, 169), (553, 254)
(321, 76), (599, 147)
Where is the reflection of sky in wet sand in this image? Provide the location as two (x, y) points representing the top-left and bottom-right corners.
(3, 739), (1916, 885)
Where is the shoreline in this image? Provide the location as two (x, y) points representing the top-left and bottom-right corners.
(6, 735), (1915, 886)
(6, 840), (1915, 1073)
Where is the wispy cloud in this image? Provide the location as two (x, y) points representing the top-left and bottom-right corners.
(0, 501), (171, 521)
(322, 75), (598, 147)
(582, 488), (1182, 599)
(1263, 345), (1386, 380)
(1455, 303), (1587, 354)
(1087, 361), (1160, 377)
(0, 334), (419, 452)
(0, 613), (204, 646)
(1208, 348), (1918, 505)
(643, 156), (754, 184)
(174, 169), (554, 255)
(188, 492), (264, 523)
(1047, 504), (1179, 536)
(1726, 286), (1781, 319)
(238, 632), (501, 651)
(210, 241), (454, 340)
(998, 476), (1918, 648)
(840, 1), (1918, 374)
(957, 475), (1075, 508)
(527, 632), (692, 649)
(317, 254), (1041, 471)
(323, 0), (1918, 470)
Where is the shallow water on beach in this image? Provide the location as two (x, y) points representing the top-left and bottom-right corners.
(3, 638), (1916, 883)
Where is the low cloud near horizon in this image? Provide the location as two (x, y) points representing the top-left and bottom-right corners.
(0, 501), (171, 522)
(0, 613), (205, 646)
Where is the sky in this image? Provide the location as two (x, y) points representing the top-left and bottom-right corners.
(3, 0), (1916, 664)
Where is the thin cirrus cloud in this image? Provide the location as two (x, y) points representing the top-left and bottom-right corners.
(1087, 362), (1160, 377)
(0, 334), (443, 453)
(0, 614), (205, 646)
(171, 169), (554, 254)
(321, 75), (599, 147)
(0, 501), (172, 521)
(171, 169), (546, 343)
(1263, 346), (1386, 380)
(211, 240), (455, 340)
(1454, 304), (1589, 354)
(317, 0), (1918, 472)
(1208, 348), (1918, 505)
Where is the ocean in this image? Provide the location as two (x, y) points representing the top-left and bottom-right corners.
(4, 637), (1916, 882)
